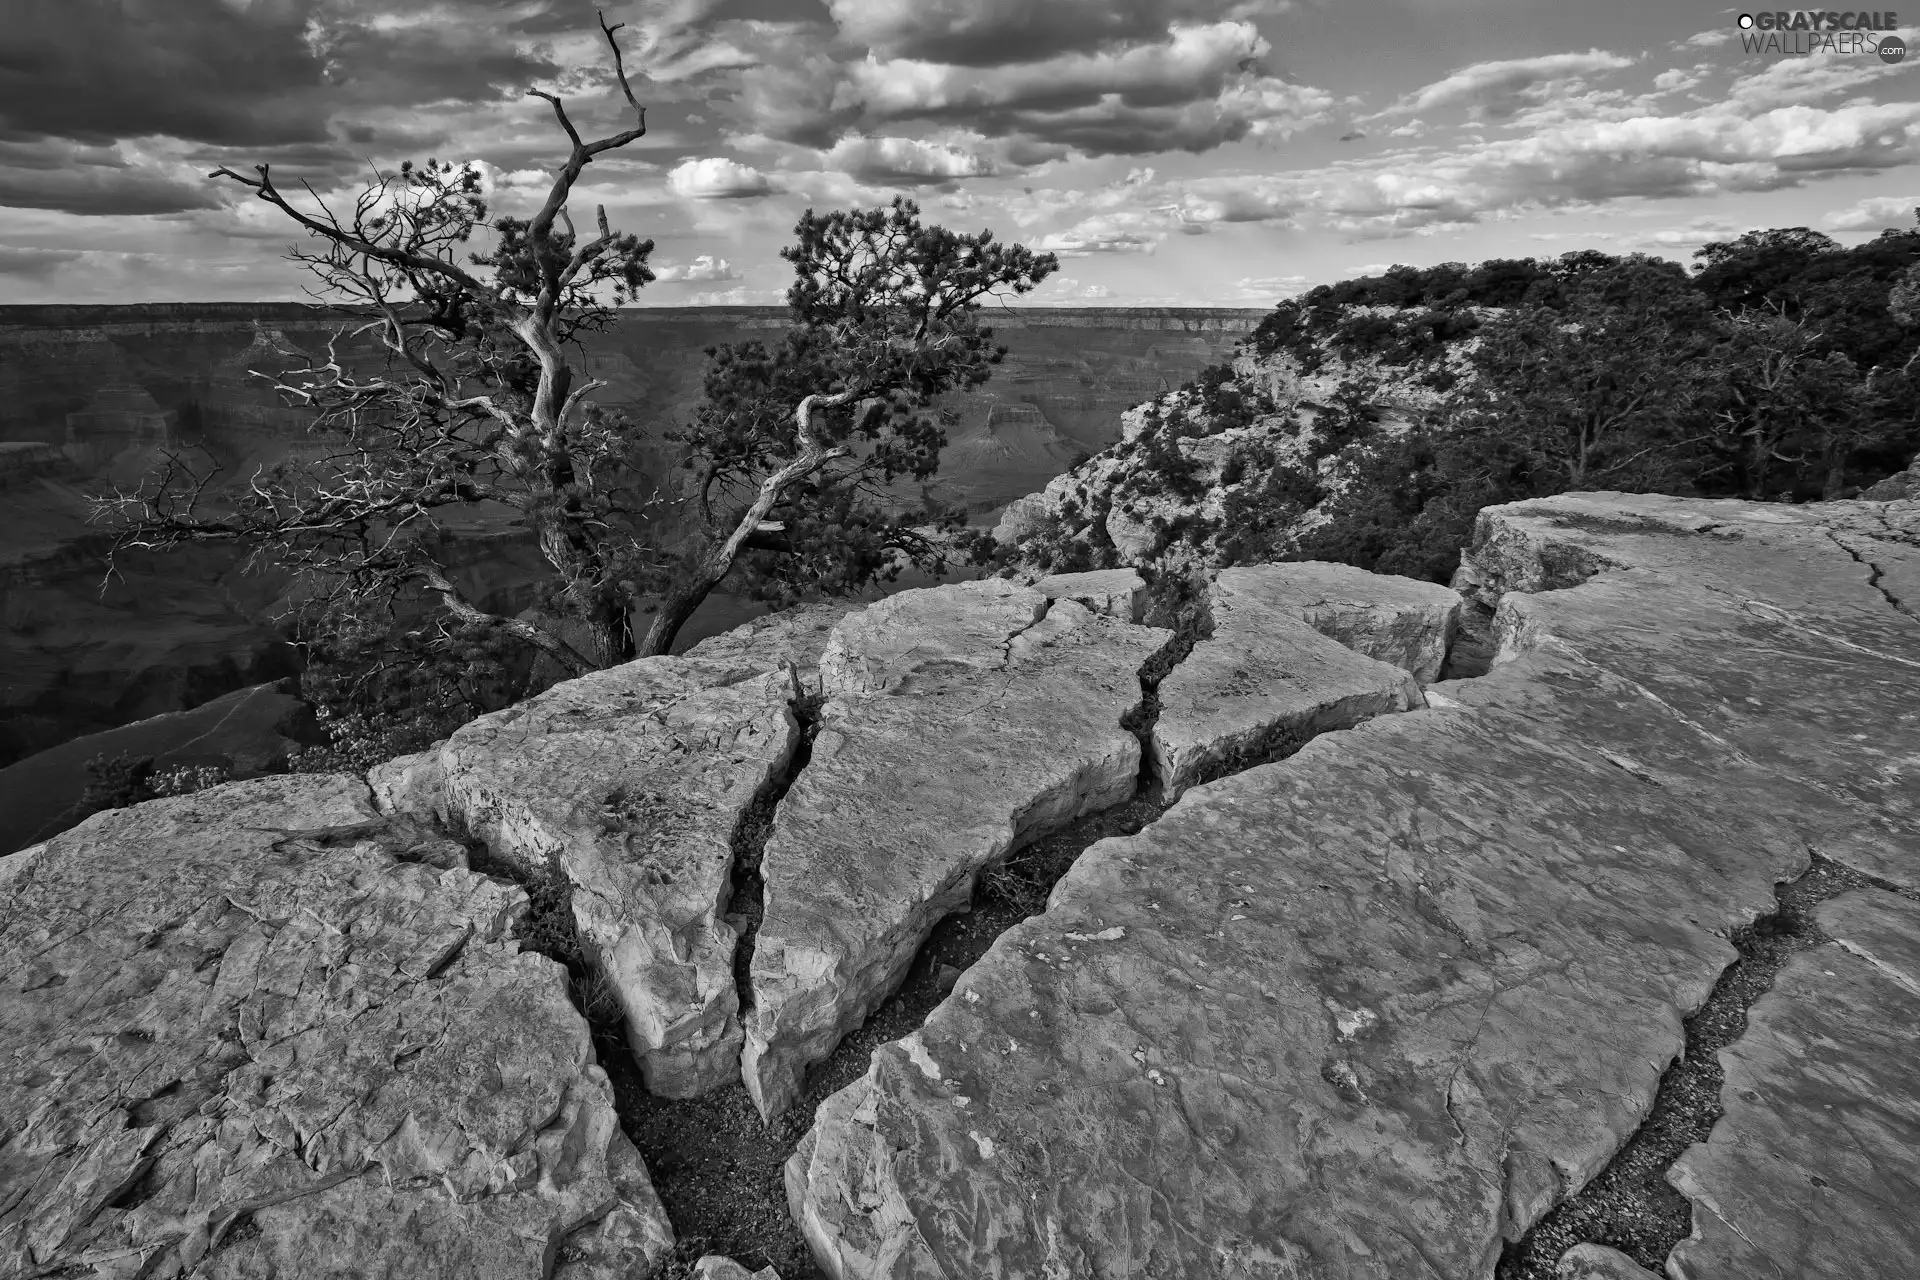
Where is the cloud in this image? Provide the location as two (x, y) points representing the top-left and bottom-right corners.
(667, 156), (775, 198)
(822, 135), (996, 184)
(1821, 193), (1920, 231)
(652, 253), (742, 282)
(0, 246), (83, 279)
(1386, 50), (1637, 121)
(1723, 55), (1911, 111)
(0, 165), (223, 216)
(824, 0), (1277, 66)
(740, 20), (1333, 158)
(1033, 212), (1165, 255)
(1683, 28), (1732, 48)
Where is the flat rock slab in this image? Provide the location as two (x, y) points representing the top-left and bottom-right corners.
(370, 656), (798, 1098)
(1467, 494), (1920, 889)
(682, 601), (865, 687)
(789, 495), (1920, 1279)
(1153, 565), (1425, 799)
(0, 775), (672, 1279)
(1665, 888), (1920, 1280)
(1031, 568), (1148, 623)
(1219, 560), (1463, 682)
(742, 580), (1172, 1119)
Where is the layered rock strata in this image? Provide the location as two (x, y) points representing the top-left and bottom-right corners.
(0, 774), (673, 1279)
(371, 657), (800, 1098)
(787, 492), (1920, 1279)
(740, 579), (1174, 1119)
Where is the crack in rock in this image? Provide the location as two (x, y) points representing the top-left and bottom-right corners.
(1826, 527), (1918, 623)
(1495, 854), (1876, 1279)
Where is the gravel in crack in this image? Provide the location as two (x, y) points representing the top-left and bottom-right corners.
(1498, 855), (1877, 1279)
(609, 783), (1174, 1277)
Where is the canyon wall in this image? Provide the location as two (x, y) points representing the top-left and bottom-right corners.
(0, 304), (1260, 773)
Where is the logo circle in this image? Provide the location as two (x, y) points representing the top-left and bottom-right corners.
(1880, 34), (1908, 63)
(1738, 13), (1755, 27)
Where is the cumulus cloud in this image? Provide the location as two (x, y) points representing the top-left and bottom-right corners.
(1683, 29), (1732, 48)
(667, 156), (775, 198)
(1821, 193), (1920, 231)
(1385, 50), (1637, 121)
(652, 254), (742, 282)
(0, 246), (83, 279)
(822, 135), (996, 184)
(738, 19), (1333, 159)
(1724, 56), (1910, 111)
(826, 0), (1275, 66)
(1033, 212), (1166, 255)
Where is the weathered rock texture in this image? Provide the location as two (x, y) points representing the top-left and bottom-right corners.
(0, 774), (673, 1279)
(1665, 887), (1920, 1280)
(1230, 559), (1462, 682)
(682, 600), (865, 686)
(370, 657), (799, 1098)
(1557, 1243), (1663, 1280)
(788, 492), (1919, 1279)
(1151, 564), (1434, 798)
(1030, 568), (1148, 623)
(741, 580), (1173, 1119)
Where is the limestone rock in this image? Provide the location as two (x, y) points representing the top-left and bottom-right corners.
(1557, 1243), (1663, 1280)
(692, 1255), (782, 1279)
(742, 582), (1172, 1119)
(378, 656), (799, 1098)
(682, 601), (865, 687)
(1665, 888), (1920, 1280)
(1220, 560), (1462, 682)
(0, 775), (674, 1279)
(1153, 565), (1425, 799)
(1031, 567), (1147, 623)
(789, 493), (1919, 1279)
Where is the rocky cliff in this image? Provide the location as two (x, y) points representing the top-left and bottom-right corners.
(4, 485), (1915, 1278)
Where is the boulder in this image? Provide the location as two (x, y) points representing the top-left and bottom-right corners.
(370, 656), (799, 1098)
(1216, 560), (1461, 682)
(1556, 1243), (1663, 1280)
(741, 580), (1173, 1119)
(682, 601), (866, 688)
(788, 493), (1920, 1279)
(0, 774), (673, 1279)
(1152, 565), (1426, 799)
(1665, 888), (1920, 1280)
(1031, 568), (1147, 623)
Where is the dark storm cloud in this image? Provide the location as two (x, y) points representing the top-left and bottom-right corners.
(0, 165), (223, 216)
(0, 246), (82, 279)
(824, 0), (1277, 67)
(0, 0), (577, 152)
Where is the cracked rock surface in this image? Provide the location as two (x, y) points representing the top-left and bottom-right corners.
(1665, 888), (1920, 1280)
(0, 774), (673, 1279)
(1151, 564), (1435, 800)
(741, 579), (1172, 1119)
(682, 601), (866, 685)
(370, 657), (799, 1098)
(1224, 560), (1463, 682)
(788, 492), (1919, 1279)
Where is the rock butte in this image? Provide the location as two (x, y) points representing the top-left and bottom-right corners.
(2, 489), (1916, 1279)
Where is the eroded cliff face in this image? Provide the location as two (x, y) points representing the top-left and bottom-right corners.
(4, 487), (1916, 1280)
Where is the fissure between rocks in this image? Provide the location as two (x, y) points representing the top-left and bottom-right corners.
(1826, 528), (1917, 622)
(614, 573), (1475, 1275)
(1496, 853), (1881, 1280)
(728, 672), (825, 1020)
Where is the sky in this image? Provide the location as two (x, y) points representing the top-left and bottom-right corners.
(0, 0), (1916, 307)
